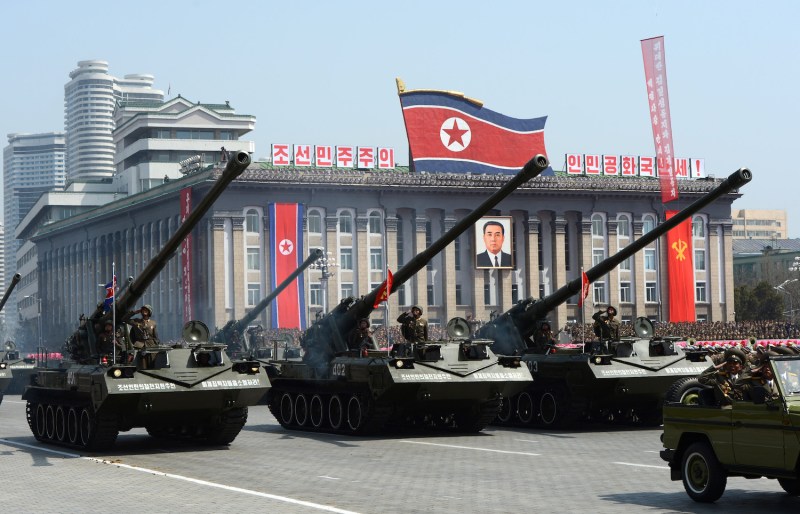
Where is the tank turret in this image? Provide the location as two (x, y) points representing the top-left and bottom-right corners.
(475, 167), (752, 356)
(210, 248), (324, 349)
(300, 154), (551, 368)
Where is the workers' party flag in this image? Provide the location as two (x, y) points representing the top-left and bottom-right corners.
(665, 210), (696, 322)
(397, 79), (549, 175)
(373, 269), (394, 308)
(578, 270), (590, 307)
(269, 203), (307, 329)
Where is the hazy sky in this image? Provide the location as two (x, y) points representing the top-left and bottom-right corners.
(2, 1), (797, 235)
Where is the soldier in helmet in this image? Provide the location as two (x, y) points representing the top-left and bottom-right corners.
(734, 350), (780, 402)
(397, 306), (428, 343)
(347, 318), (376, 352)
(592, 306), (620, 342)
(530, 321), (556, 353)
(122, 304), (160, 349)
(698, 348), (745, 406)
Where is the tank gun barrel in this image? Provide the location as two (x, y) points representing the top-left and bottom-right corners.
(0, 273), (21, 313)
(477, 167), (752, 351)
(107, 151), (251, 321)
(303, 154), (550, 361)
(210, 248), (323, 344)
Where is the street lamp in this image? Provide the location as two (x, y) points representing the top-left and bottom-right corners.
(310, 251), (338, 315)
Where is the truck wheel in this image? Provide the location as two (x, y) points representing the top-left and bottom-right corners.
(778, 478), (800, 496)
(666, 377), (704, 405)
(681, 442), (727, 502)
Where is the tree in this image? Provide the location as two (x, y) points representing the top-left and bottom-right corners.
(734, 281), (785, 321)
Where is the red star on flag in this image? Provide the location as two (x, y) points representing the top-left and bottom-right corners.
(443, 119), (469, 147)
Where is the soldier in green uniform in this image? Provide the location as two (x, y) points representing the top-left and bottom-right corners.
(122, 304), (160, 349)
(592, 306), (620, 342)
(698, 348), (745, 406)
(347, 318), (376, 352)
(397, 306), (428, 343)
(734, 351), (780, 402)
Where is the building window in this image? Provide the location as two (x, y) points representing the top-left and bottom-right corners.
(340, 283), (354, 299)
(539, 284), (545, 298)
(339, 248), (353, 270)
(537, 232), (544, 271)
(511, 284), (519, 303)
(309, 283), (322, 306)
(591, 214), (605, 237)
(620, 257), (631, 271)
(484, 283), (491, 305)
(369, 212), (382, 234)
(696, 281), (707, 302)
(692, 216), (705, 238)
(397, 284), (407, 306)
(247, 247), (260, 271)
(339, 211), (353, 234)
(455, 284), (462, 304)
(592, 249), (605, 267)
(396, 219), (405, 266)
(620, 282), (631, 303)
(247, 283), (260, 306)
(593, 282), (606, 304)
(370, 248), (383, 271)
(426, 221), (433, 270)
(642, 215), (656, 234)
(617, 215), (631, 238)
(427, 285), (434, 305)
(245, 210), (259, 233)
(645, 282), (657, 303)
(695, 249), (706, 271)
(644, 249), (656, 271)
(307, 211), (322, 234)
(455, 237), (461, 271)
(564, 222), (571, 271)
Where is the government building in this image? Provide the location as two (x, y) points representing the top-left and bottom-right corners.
(20, 159), (743, 346)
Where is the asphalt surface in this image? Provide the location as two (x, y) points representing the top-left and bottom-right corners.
(1, 394), (798, 514)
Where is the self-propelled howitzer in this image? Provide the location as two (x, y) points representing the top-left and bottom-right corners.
(0, 273), (23, 404)
(210, 248), (324, 353)
(266, 154), (549, 435)
(23, 151), (272, 451)
(475, 167), (752, 427)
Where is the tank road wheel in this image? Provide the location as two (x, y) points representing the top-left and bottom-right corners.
(78, 407), (118, 451)
(27, 402), (43, 441)
(666, 377), (704, 406)
(517, 392), (536, 425)
(681, 442), (727, 503)
(35, 404), (47, 439)
(55, 406), (67, 441)
(294, 394), (309, 426)
(45, 405), (57, 440)
(328, 395), (344, 430)
(454, 399), (502, 433)
(279, 393), (295, 426)
(66, 408), (79, 444)
(309, 395), (325, 428)
(496, 395), (513, 423)
(539, 389), (570, 428)
(346, 395), (364, 432)
(778, 478), (800, 496)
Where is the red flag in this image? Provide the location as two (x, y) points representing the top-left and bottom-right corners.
(269, 203), (307, 329)
(373, 269), (394, 308)
(578, 270), (590, 307)
(641, 36), (678, 203)
(397, 80), (549, 175)
(665, 210), (696, 322)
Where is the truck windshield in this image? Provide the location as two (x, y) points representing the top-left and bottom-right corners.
(774, 359), (800, 395)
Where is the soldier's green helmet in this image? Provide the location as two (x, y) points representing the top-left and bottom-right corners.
(142, 304), (153, 315)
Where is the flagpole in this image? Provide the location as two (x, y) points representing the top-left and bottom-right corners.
(112, 261), (116, 364)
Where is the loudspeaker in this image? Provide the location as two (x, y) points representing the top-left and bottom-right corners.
(633, 317), (654, 339)
(446, 317), (471, 339)
(4, 340), (16, 351)
(182, 320), (210, 343)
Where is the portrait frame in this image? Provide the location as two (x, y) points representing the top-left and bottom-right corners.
(474, 216), (513, 269)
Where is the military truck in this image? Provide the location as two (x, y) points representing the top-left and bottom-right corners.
(265, 155), (550, 435)
(23, 151), (270, 451)
(474, 167), (752, 427)
(660, 353), (800, 502)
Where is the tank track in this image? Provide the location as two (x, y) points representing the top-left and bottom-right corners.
(145, 407), (249, 445)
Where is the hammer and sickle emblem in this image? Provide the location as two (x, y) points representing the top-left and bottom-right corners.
(672, 239), (688, 261)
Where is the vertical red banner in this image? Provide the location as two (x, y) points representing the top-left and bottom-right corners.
(180, 187), (193, 322)
(665, 210), (696, 322)
(269, 203), (306, 329)
(642, 36), (678, 203)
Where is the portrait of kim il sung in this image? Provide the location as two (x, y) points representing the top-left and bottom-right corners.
(475, 216), (513, 269)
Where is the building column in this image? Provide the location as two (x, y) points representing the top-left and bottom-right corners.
(632, 221), (647, 320)
(707, 220), (721, 322)
(261, 211), (271, 327)
(442, 215), (457, 322)
(579, 216), (593, 322)
(606, 219), (620, 312)
(231, 216), (245, 320)
(356, 213), (369, 296)
(552, 215), (567, 328)
(526, 215), (541, 300)
(414, 216), (428, 309)
(211, 217), (228, 329)
(385, 215), (399, 318)
(720, 220), (735, 321)
(324, 215), (339, 312)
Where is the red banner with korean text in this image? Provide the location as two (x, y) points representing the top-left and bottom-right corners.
(269, 203), (307, 329)
(665, 210), (695, 322)
(180, 187), (193, 322)
(641, 36), (678, 203)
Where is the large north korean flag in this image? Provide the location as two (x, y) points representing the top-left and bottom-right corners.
(269, 203), (307, 329)
(399, 90), (550, 174)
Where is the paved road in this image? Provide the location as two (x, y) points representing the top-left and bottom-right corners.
(1, 395), (797, 513)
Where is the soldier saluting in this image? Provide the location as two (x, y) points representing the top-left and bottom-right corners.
(397, 306), (428, 343)
(122, 304), (160, 348)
